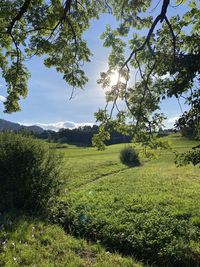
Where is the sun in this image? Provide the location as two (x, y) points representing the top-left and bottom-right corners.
(110, 70), (119, 86)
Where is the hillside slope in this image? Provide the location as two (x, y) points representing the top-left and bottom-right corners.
(0, 119), (43, 133)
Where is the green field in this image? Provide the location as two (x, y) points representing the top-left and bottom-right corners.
(0, 215), (141, 267)
(1, 134), (200, 266)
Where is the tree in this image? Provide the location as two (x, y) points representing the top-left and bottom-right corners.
(0, 1), (199, 163)
(0, 0), (109, 112)
(93, 0), (200, 159)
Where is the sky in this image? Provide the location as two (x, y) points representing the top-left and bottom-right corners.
(0, 3), (190, 130)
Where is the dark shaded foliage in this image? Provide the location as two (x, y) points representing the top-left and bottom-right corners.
(0, 132), (63, 214)
(36, 125), (132, 146)
(120, 146), (140, 167)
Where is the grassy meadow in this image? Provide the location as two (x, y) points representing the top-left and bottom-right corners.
(0, 214), (141, 267)
(1, 134), (200, 266)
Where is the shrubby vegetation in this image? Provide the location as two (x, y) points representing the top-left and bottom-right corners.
(0, 0), (199, 264)
(120, 147), (140, 167)
(175, 144), (200, 167)
(0, 132), (63, 214)
(175, 113), (200, 167)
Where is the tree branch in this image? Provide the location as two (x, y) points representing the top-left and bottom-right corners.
(7, 0), (31, 34)
(120, 0), (170, 71)
(134, 54), (156, 130)
(10, 33), (21, 88)
(164, 15), (176, 71)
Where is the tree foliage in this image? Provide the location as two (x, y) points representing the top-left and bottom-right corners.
(94, 0), (200, 156)
(0, 0), (109, 112)
(0, 0), (199, 162)
(175, 144), (200, 166)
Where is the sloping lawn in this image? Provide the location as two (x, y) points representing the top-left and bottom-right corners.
(55, 135), (200, 266)
(1, 134), (199, 266)
(0, 214), (141, 267)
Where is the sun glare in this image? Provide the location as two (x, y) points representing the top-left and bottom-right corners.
(110, 71), (119, 86)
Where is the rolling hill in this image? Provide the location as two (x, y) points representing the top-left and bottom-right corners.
(0, 119), (43, 133)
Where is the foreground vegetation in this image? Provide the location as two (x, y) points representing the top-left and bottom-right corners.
(0, 132), (64, 214)
(0, 134), (200, 266)
(53, 134), (200, 266)
(0, 214), (140, 267)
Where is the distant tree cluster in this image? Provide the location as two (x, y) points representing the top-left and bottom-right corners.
(35, 125), (132, 146)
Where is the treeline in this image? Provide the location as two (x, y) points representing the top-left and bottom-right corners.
(35, 125), (132, 146)
(1, 125), (177, 147)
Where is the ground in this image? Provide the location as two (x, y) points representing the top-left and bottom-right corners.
(0, 134), (200, 266)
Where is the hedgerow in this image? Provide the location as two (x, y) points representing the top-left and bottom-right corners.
(0, 132), (63, 214)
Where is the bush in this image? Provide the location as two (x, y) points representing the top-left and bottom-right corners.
(120, 146), (140, 167)
(0, 132), (63, 214)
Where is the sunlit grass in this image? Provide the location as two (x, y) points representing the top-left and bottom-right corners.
(0, 215), (141, 267)
(1, 134), (199, 266)
(56, 134), (200, 265)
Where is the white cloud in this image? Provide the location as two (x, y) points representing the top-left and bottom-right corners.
(0, 95), (6, 103)
(36, 121), (76, 131)
(167, 116), (179, 123)
(152, 72), (170, 81)
(164, 115), (180, 129)
(23, 121), (94, 131)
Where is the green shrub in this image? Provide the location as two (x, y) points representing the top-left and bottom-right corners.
(120, 146), (140, 167)
(0, 132), (63, 214)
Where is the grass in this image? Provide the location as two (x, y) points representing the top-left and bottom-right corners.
(60, 143), (129, 191)
(1, 134), (200, 266)
(0, 214), (141, 267)
(54, 134), (200, 266)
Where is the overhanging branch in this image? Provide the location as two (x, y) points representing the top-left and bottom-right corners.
(7, 0), (31, 34)
(120, 0), (170, 72)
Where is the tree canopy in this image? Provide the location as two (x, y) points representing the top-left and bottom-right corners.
(0, 0), (107, 112)
(0, 0), (199, 162)
(94, 0), (199, 147)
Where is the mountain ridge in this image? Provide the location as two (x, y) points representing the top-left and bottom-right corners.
(0, 119), (44, 133)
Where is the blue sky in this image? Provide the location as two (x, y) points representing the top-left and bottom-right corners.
(0, 4), (190, 130)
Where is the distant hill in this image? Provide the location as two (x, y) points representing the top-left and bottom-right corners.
(0, 119), (44, 134)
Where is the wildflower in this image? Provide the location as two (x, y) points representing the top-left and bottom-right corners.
(32, 226), (35, 237)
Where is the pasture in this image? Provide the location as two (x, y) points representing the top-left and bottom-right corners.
(1, 134), (200, 266)
(57, 134), (200, 265)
